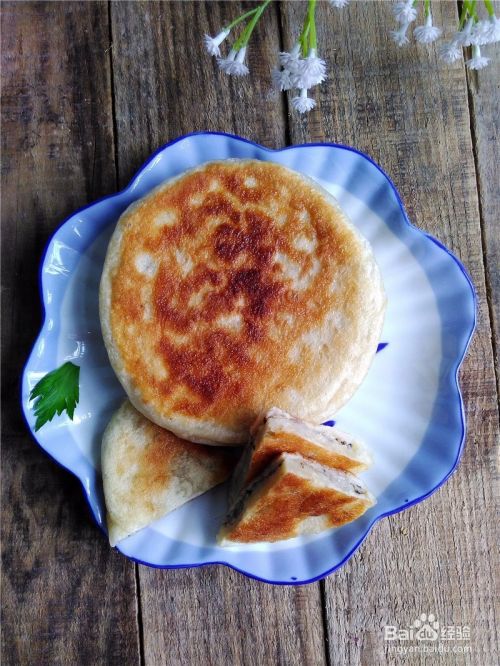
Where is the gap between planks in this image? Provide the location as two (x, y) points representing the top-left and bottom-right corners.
(465, 72), (500, 414)
(102, 3), (329, 666)
(106, 2), (144, 665)
(459, 0), (500, 415)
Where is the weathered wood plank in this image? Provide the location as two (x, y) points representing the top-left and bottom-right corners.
(467, 56), (500, 398)
(138, 564), (326, 666)
(1, 3), (140, 664)
(109, 2), (326, 665)
(110, 0), (287, 183)
(1, 435), (140, 666)
(280, 1), (499, 664)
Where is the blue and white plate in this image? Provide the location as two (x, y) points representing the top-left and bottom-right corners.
(22, 132), (475, 584)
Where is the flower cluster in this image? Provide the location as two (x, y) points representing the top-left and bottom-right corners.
(204, 1), (272, 79)
(204, 0), (343, 114)
(390, 0), (440, 46)
(273, 41), (327, 114)
(390, 0), (499, 71)
(272, 0), (329, 115)
(438, 4), (500, 70)
(203, 0), (498, 115)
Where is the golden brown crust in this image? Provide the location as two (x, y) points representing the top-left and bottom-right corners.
(121, 411), (232, 497)
(225, 472), (372, 543)
(101, 401), (235, 545)
(246, 431), (368, 484)
(100, 160), (386, 444)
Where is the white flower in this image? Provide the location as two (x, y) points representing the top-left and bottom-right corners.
(271, 67), (294, 91)
(470, 20), (491, 46)
(439, 40), (462, 64)
(292, 88), (316, 114)
(203, 29), (230, 57)
(295, 49), (326, 88)
(470, 16), (500, 45)
(454, 18), (475, 47)
(480, 15), (500, 44)
(488, 15), (500, 43)
(279, 43), (302, 72)
(466, 44), (490, 70)
(414, 13), (442, 44)
(329, 0), (349, 7)
(390, 22), (411, 46)
(392, 1), (417, 25)
(217, 48), (249, 76)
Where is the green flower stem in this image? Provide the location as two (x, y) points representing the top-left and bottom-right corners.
(470, 0), (479, 20)
(483, 0), (495, 17)
(308, 0), (318, 52)
(233, 0), (272, 51)
(459, 0), (479, 29)
(299, 23), (310, 57)
(459, 1), (470, 29)
(224, 6), (260, 31)
(298, 0), (317, 57)
(464, 0), (478, 21)
(298, 13), (309, 55)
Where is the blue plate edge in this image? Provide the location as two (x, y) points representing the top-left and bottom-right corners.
(20, 131), (477, 585)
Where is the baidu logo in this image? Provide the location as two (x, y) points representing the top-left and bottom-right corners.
(412, 613), (440, 641)
(384, 612), (471, 653)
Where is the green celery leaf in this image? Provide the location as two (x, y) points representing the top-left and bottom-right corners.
(29, 362), (80, 431)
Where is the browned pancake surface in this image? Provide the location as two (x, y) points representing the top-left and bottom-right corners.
(246, 431), (366, 484)
(226, 473), (370, 543)
(118, 411), (231, 498)
(102, 400), (235, 545)
(103, 160), (383, 441)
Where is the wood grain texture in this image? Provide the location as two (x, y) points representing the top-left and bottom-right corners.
(467, 59), (500, 398)
(138, 565), (326, 666)
(109, 3), (326, 665)
(110, 0), (287, 183)
(2, 1), (499, 665)
(1, 3), (139, 665)
(280, 2), (499, 664)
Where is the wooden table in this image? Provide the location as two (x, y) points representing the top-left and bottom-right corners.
(2, 2), (498, 664)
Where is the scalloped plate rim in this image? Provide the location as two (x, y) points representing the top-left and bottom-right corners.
(21, 131), (476, 585)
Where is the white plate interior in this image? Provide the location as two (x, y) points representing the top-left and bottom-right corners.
(22, 134), (475, 583)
